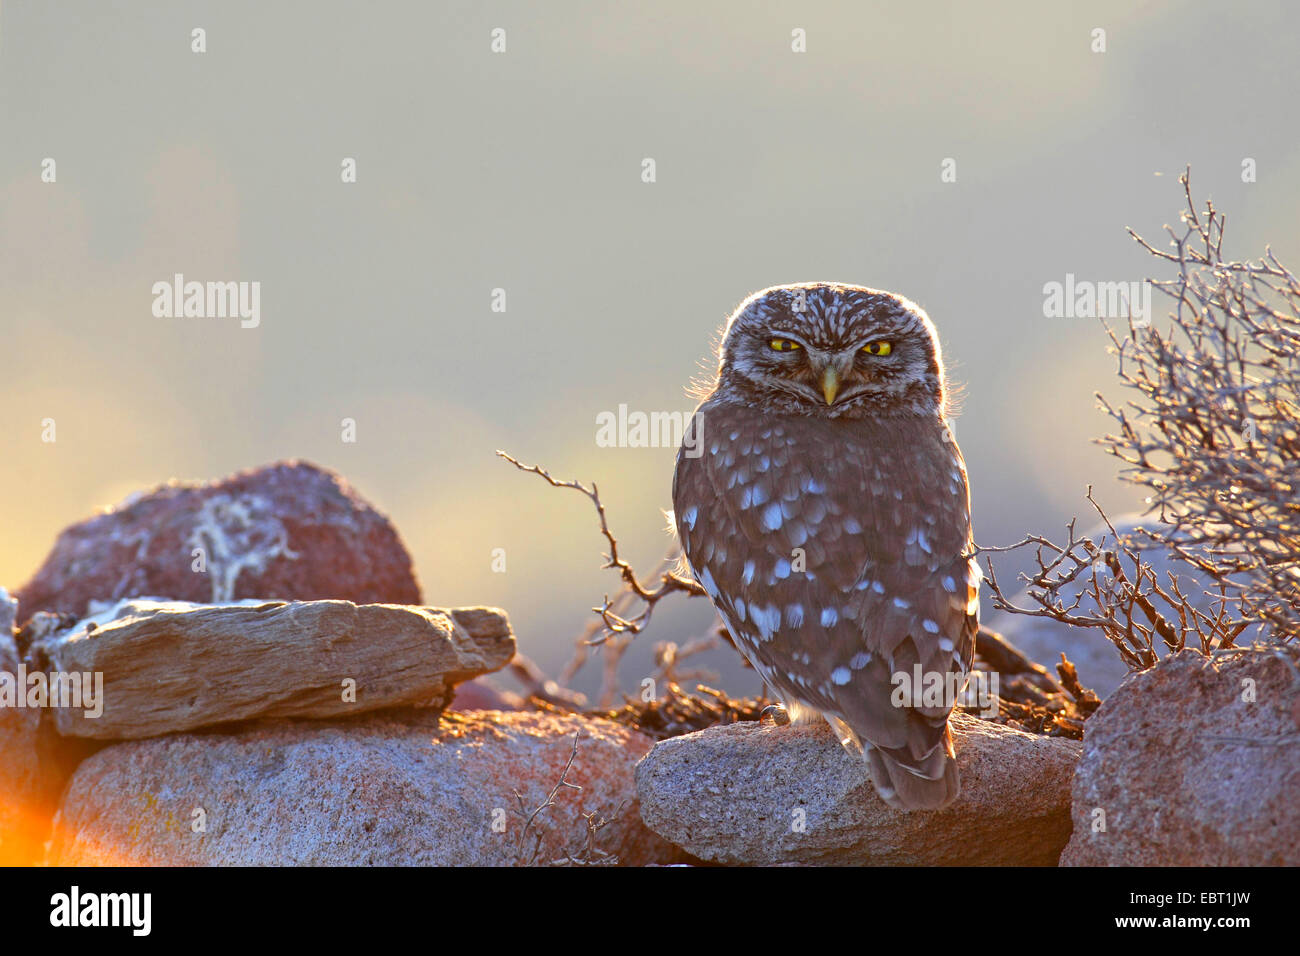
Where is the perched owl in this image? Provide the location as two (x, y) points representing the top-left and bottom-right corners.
(673, 282), (979, 811)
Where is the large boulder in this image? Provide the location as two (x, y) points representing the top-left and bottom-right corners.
(14, 461), (420, 627)
(1062, 645), (1300, 866)
(30, 598), (515, 739)
(47, 711), (679, 866)
(635, 712), (1081, 865)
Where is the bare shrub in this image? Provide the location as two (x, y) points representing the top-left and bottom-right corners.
(982, 168), (1297, 672)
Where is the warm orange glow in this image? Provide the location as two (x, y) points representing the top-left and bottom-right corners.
(2, 795), (146, 867)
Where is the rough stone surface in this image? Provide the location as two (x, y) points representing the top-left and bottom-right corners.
(33, 598), (515, 739)
(14, 461), (421, 627)
(48, 710), (679, 866)
(635, 711), (1081, 865)
(1062, 645), (1300, 866)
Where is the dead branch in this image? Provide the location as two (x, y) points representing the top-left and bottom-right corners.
(497, 450), (706, 642)
(512, 731), (584, 866)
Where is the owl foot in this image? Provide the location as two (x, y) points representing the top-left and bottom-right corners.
(760, 704), (791, 726)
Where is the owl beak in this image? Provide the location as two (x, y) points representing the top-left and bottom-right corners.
(821, 367), (841, 405)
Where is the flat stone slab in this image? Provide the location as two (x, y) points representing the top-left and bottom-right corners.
(32, 598), (514, 739)
(635, 712), (1081, 865)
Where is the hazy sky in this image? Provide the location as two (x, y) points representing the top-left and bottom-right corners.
(3, 1), (1298, 698)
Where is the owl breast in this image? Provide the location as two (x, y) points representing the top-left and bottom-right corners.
(672, 396), (980, 767)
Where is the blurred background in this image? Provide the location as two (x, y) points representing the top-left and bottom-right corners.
(3, 0), (1298, 700)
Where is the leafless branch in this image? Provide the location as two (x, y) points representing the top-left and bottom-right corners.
(497, 451), (706, 643)
(512, 731), (584, 866)
(978, 486), (1253, 674)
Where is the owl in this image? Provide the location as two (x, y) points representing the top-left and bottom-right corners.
(673, 282), (979, 811)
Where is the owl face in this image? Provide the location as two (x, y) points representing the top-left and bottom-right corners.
(716, 283), (946, 418)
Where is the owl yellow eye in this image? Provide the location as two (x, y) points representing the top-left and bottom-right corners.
(768, 338), (802, 352)
(861, 341), (893, 356)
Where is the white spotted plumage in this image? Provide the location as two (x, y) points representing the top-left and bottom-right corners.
(674, 283), (979, 811)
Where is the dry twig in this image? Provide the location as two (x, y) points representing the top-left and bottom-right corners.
(497, 450), (706, 641)
(511, 732), (588, 866)
(977, 488), (1248, 675)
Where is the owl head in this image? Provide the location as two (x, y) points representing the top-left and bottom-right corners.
(711, 282), (947, 418)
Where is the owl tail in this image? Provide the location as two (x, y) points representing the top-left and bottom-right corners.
(826, 716), (960, 812)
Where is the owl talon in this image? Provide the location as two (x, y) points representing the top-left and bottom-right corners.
(760, 704), (791, 726)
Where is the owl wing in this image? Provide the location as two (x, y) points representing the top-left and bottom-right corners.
(673, 400), (979, 789)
